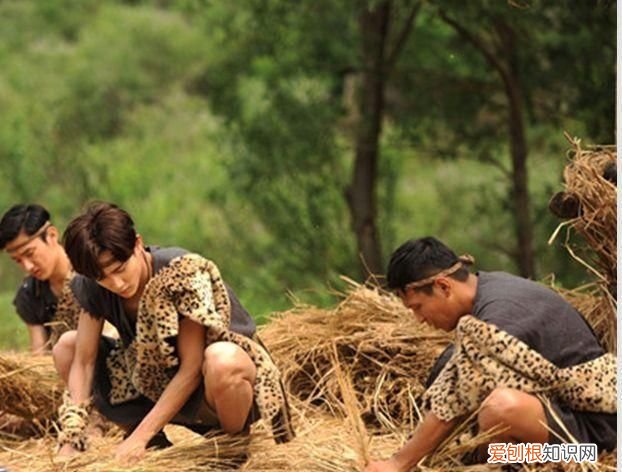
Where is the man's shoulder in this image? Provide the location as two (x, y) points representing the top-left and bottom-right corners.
(70, 273), (106, 300)
(477, 270), (525, 285)
(476, 271), (552, 302)
(14, 276), (46, 303)
(150, 246), (190, 271)
(15, 276), (36, 295)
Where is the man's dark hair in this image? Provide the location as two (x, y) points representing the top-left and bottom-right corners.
(63, 202), (136, 279)
(386, 237), (469, 293)
(0, 204), (50, 249)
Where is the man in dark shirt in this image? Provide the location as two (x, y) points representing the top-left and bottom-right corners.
(364, 237), (615, 472)
(54, 202), (291, 465)
(0, 204), (75, 352)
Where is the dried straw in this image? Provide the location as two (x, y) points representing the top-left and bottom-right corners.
(258, 279), (452, 428)
(554, 284), (616, 354)
(0, 275), (616, 470)
(549, 136), (617, 298)
(0, 389), (614, 471)
(0, 352), (63, 434)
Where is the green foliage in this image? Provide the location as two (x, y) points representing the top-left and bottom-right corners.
(0, 0), (614, 350)
(0, 291), (29, 351)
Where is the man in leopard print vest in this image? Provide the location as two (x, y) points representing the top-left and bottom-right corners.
(365, 237), (615, 472)
(0, 203), (79, 352)
(53, 202), (293, 465)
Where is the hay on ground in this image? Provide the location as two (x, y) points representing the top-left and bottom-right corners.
(0, 392), (615, 471)
(259, 280), (451, 428)
(0, 353), (64, 435)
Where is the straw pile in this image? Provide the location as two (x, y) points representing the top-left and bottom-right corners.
(0, 352), (63, 436)
(258, 279), (452, 428)
(554, 284), (616, 354)
(0, 385), (615, 471)
(0, 279), (616, 470)
(549, 136), (617, 299)
(548, 136), (617, 358)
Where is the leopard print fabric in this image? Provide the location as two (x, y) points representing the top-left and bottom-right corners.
(105, 254), (295, 443)
(424, 315), (616, 422)
(48, 271), (81, 346)
(57, 390), (92, 451)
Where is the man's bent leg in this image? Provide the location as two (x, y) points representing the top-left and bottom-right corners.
(203, 342), (256, 434)
(478, 387), (550, 443)
(52, 330), (77, 383)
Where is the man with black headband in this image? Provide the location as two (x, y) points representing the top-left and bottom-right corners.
(364, 237), (615, 472)
(0, 204), (79, 352)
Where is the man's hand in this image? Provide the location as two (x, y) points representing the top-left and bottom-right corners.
(363, 458), (402, 472)
(57, 443), (80, 458)
(115, 435), (148, 466)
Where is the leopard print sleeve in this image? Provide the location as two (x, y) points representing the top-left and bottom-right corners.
(423, 316), (616, 422)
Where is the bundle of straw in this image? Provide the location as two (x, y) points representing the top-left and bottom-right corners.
(555, 284), (616, 354)
(0, 353), (63, 431)
(550, 136), (617, 299)
(259, 280), (451, 429)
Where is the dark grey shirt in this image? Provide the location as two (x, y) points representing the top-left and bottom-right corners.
(428, 271), (605, 384)
(425, 271), (614, 448)
(13, 277), (57, 332)
(71, 246), (256, 348)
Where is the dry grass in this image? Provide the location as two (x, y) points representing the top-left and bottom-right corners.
(0, 352), (63, 437)
(0, 137), (618, 472)
(552, 284), (616, 354)
(549, 136), (616, 298)
(259, 279), (451, 428)
(0, 386), (614, 471)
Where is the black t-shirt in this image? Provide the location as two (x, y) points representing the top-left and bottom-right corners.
(70, 246), (256, 348)
(13, 277), (57, 332)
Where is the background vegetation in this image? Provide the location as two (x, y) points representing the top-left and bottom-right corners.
(0, 0), (615, 349)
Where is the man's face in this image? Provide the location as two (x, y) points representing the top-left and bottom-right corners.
(397, 280), (460, 331)
(6, 229), (57, 281)
(96, 246), (144, 299)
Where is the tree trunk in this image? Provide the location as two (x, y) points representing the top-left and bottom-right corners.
(440, 12), (536, 279)
(346, 1), (390, 278)
(496, 21), (535, 278)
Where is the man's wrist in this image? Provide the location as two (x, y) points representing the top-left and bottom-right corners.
(391, 451), (417, 472)
(127, 424), (155, 446)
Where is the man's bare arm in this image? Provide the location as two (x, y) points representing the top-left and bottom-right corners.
(123, 317), (205, 446)
(364, 412), (457, 472)
(66, 310), (104, 403)
(26, 324), (48, 354)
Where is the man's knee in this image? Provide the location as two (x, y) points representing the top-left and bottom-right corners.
(203, 343), (255, 393)
(478, 388), (524, 431)
(52, 330), (77, 363)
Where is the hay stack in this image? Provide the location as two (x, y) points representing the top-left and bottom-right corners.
(259, 280), (451, 428)
(0, 353), (63, 434)
(0, 279), (615, 470)
(555, 284), (616, 353)
(548, 136), (617, 356)
(549, 136), (617, 299)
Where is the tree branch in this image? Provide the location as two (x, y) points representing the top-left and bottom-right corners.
(438, 10), (510, 85)
(385, 2), (421, 73)
(478, 237), (518, 261)
(479, 152), (512, 179)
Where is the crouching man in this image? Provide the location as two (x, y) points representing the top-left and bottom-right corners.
(54, 202), (294, 464)
(0, 204), (80, 352)
(364, 237), (615, 472)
